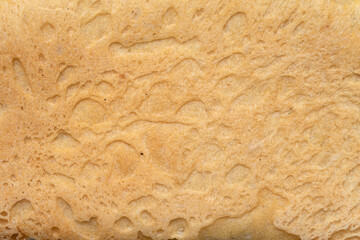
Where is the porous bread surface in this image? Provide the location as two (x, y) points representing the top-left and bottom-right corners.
(1, 0), (360, 239)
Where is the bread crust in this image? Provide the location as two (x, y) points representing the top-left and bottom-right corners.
(1, 0), (360, 239)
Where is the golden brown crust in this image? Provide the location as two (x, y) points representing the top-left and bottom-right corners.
(1, 0), (360, 239)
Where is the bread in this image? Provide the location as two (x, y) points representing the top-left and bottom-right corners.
(1, 0), (360, 239)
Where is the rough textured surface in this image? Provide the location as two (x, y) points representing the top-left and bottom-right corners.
(1, 0), (360, 239)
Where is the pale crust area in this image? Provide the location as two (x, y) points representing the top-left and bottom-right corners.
(1, 0), (360, 239)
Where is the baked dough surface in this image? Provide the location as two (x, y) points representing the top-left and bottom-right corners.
(1, 0), (360, 239)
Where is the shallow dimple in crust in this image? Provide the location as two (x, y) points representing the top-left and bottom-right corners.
(1, 0), (360, 240)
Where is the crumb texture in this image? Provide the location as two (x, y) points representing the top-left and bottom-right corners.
(1, 0), (360, 239)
